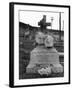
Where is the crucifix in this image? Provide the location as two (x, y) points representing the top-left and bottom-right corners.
(38, 15), (51, 32)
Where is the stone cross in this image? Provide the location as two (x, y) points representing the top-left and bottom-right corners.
(38, 15), (51, 32)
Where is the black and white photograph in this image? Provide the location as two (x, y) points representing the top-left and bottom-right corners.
(19, 9), (64, 79)
(9, 2), (70, 87)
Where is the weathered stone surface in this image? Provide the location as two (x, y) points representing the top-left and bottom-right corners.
(26, 45), (62, 74)
(51, 64), (63, 73)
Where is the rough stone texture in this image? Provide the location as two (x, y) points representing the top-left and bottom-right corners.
(26, 46), (63, 73)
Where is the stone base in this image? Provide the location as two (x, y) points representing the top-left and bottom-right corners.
(26, 64), (63, 74)
(26, 64), (49, 74)
(51, 64), (63, 73)
(26, 46), (63, 74)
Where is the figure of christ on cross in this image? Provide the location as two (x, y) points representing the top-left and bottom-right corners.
(38, 15), (51, 32)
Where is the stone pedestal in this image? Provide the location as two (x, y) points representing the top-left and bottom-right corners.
(26, 46), (63, 74)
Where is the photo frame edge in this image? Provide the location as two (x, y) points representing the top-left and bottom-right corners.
(9, 2), (71, 88)
(9, 2), (14, 87)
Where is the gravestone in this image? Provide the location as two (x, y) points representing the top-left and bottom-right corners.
(26, 45), (61, 73)
(26, 16), (63, 74)
(26, 33), (63, 74)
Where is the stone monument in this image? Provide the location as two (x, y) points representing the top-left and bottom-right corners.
(26, 15), (63, 75)
(26, 32), (63, 74)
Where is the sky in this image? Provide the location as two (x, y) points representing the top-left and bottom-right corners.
(19, 10), (64, 30)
